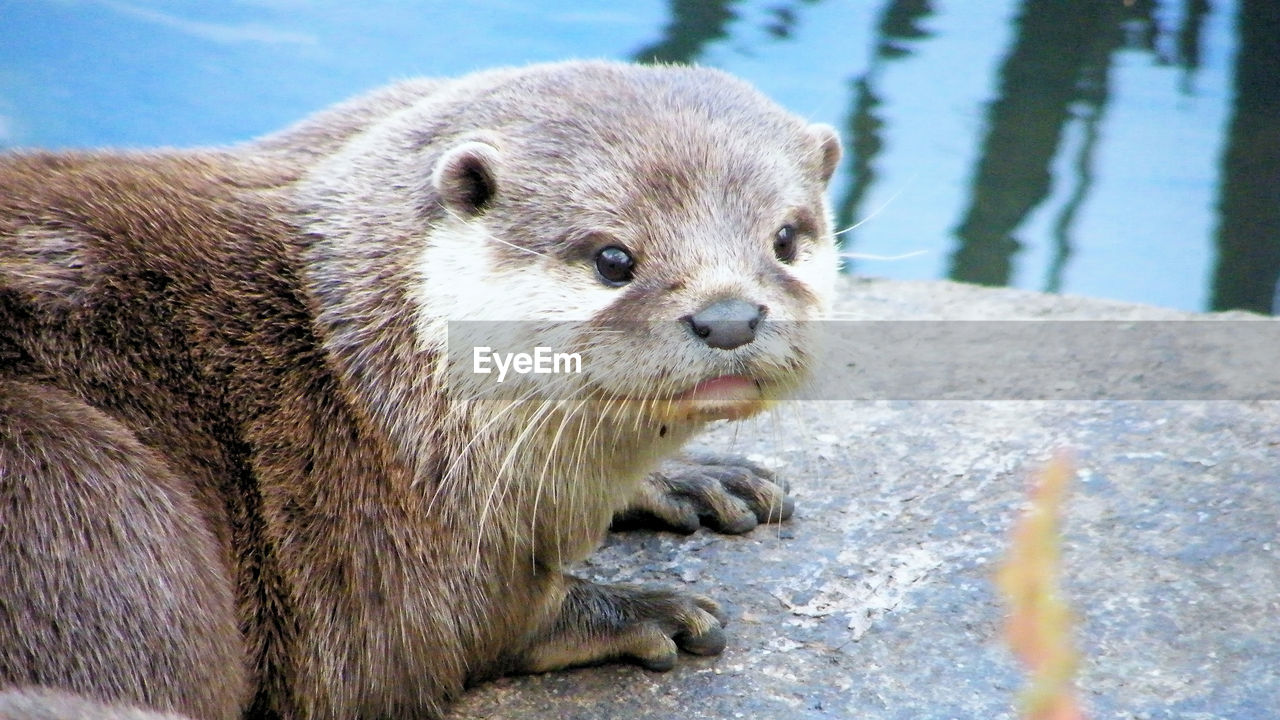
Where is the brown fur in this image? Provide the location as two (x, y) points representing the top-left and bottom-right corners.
(0, 61), (840, 719)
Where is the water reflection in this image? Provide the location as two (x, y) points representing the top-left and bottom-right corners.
(836, 1), (935, 272)
(633, 0), (740, 64)
(932, 0), (1277, 312)
(632, 0), (822, 63)
(1175, 0), (1211, 93)
(953, 0), (1126, 288)
(1211, 0), (1280, 313)
(2, 0), (1277, 313)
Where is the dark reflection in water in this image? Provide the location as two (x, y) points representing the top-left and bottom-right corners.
(1176, 0), (1211, 92)
(934, 0), (1280, 311)
(835, 0), (935, 271)
(1211, 0), (1280, 313)
(951, 0), (1126, 288)
(632, 1), (822, 63)
(633, 1), (741, 65)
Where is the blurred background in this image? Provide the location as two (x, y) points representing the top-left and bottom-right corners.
(2, 0), (1277, 314)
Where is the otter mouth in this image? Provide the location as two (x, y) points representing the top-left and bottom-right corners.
(584, 370), (797, 424)
(667, 374), (767, 421)
(584, 374), (770, 423)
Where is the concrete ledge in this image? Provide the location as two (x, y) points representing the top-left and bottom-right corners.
(449, 278), (1280, 720)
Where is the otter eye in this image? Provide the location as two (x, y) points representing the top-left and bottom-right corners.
(774, 224), (798, 264)
(594, 245), (635, 286)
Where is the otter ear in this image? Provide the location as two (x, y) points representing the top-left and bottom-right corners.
(806, 123), (842, 185)
(432, 140), (501, 217)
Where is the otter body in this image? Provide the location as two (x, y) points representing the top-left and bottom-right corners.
(0, 62), (840, 719)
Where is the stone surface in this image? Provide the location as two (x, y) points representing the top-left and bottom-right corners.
(448, 277), (1280, 720)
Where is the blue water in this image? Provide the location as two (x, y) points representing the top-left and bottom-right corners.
(3, 0), (1275, 314)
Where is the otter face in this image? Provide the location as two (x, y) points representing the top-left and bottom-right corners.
(413, 64), (841, 424)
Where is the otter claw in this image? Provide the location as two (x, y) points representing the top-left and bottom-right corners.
(614, 452), (794, 534)
(603, 588), (726, 671)
(517, 580), (728, 674)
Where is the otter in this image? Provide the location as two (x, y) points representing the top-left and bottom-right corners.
(0, 61), (841, 719)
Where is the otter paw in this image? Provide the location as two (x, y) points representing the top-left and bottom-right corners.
(614, 452), (794, 534)
(519, 580), (728, 673)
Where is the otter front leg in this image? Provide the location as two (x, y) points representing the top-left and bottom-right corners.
(613, 452), (795, 534)
(517, 577), (727, 673)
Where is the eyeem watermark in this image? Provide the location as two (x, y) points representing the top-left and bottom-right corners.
(451, 319), (1280, 400)
(473, 346), (582, 383)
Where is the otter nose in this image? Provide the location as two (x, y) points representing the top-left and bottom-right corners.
(684, 298), (765, 350)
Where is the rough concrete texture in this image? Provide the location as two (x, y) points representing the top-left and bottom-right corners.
(449, 277), (1280, 720)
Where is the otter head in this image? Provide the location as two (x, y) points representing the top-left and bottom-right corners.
(416, 63), (841, 430)
(294, 62), (841, 480)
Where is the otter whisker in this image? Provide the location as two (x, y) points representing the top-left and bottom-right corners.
(838, 249), (928, 262)
(832, 175), (915, 237)
(526, 395), (593, 567)
(429, 382), (545, 506)
(443, 206), (551, 260)
(475, 394), (564, 567)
